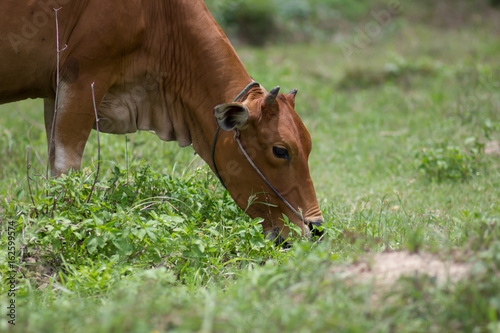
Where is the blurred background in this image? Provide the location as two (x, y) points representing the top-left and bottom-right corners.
(205, 0), (500, 46)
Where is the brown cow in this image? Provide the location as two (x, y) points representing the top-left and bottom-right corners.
(0, 0), (324, 240)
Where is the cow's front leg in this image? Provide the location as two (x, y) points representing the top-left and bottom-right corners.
(44, 85), (103, 177)
(44, 98), (56, 174)
(53, 110), (95, 177)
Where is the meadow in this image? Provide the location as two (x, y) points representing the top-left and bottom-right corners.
(1, 2), (500, 332)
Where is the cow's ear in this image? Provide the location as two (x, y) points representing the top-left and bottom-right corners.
(214, 102), (249, 131)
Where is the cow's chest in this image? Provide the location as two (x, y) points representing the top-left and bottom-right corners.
(98, 84), (173, 141)
(96, 80), (192, 147)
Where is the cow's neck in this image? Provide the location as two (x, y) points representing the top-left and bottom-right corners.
(145, 0), (253, 162)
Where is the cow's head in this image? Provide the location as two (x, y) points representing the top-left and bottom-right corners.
(212, 84), (324, 242)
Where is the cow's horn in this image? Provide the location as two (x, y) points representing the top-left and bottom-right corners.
(265, 86), (280, 106)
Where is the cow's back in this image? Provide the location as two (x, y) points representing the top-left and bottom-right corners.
(0, 1), (87, 103)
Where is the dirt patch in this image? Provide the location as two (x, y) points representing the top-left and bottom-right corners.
(485, 140), (500, 156)
(24, 256), (58, 290)
(331, 251), (471, 287)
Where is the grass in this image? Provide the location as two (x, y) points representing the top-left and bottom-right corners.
(1, 9), (500, 333)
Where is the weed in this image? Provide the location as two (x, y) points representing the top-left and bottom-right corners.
(415, 138), (486, 182)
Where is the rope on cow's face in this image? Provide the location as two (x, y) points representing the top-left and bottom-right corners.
(211, 82), (305, 223)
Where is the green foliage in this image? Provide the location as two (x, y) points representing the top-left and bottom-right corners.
(415, 138), (486, 181)
(5, 165), (284, 297)
(206, 0), (385, 45)
(206, 0), (500, 45)
(484, 119), (500, 140)
(219, 0), (278, 46)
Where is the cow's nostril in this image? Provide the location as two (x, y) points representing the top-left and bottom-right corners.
(307, 221), (325, 239)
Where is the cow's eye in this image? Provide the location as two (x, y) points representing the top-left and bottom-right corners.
(273, 146), (290, 160)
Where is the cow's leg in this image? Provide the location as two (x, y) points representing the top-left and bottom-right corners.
(44, 98), (56, 175)
(46, 84), (104, 177)
(52, 111), (95, 177)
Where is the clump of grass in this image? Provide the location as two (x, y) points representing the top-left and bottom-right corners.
(415, 137), (486, 182)
(337, 58), (438, 90)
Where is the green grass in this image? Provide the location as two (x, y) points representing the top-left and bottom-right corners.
(1, 13), (500, 333)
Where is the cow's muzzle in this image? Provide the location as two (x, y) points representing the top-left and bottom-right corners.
(307, 219), (325, 239)
(265, 228), (291, 248)
(264, 218), (325, 247)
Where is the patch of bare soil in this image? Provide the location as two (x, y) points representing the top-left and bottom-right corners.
(485, 140), (500, 156)
(23, 256), (58, 290)
(331, 251), (471, 288)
